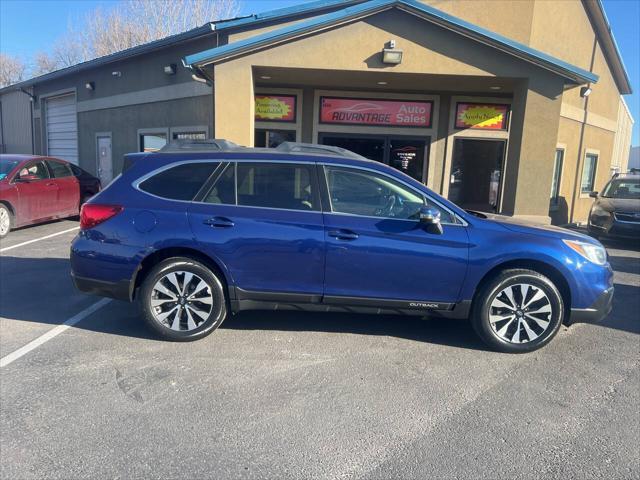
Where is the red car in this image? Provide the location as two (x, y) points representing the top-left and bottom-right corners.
(0, 155), (101, 238)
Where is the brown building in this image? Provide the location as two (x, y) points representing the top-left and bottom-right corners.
(0, 0), (633, 225)
(185, 0), (633, 224)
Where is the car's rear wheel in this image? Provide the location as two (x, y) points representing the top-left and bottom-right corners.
(471, 269), (564, 353)
(139, 257), (227, 341)
(0, 204), (12, 239)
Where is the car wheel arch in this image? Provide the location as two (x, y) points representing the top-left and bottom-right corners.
(131, 246), (232, 301)
(470, 258), (572, 321)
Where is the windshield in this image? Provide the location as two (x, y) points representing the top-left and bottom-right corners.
(601, 178), (640, 199)
(0, 159), (20, 179)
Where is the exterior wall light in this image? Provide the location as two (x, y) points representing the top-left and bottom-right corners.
(85, 82), (95, 91)
(111, 71), (122, 77)
(580, 86), (592, 97)
(382, 40), (403, 65)
(164, 64), (177, 75)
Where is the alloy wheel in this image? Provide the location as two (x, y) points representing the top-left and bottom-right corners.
(0, 208), (10, 237)
(150, 271), (214, 331)
(489, 283), (553, 344)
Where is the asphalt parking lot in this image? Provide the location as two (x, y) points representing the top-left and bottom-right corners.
(1, 220), (639, 479)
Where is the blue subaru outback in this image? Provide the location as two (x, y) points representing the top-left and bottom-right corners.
(70, 140), (613, 353)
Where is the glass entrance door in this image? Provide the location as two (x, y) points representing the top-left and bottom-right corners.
(319, 133), (428, 183)
(449, 138), (506, 212)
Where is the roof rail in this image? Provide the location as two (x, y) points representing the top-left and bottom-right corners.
(275, 142), (366, 160)
(159, 139), (240, 153)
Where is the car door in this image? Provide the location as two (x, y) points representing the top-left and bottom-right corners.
(188, 161), (325, 299)
(46, 160), (80, 215)
(321, 164), (469, 306)
(13, 160), (59, 222)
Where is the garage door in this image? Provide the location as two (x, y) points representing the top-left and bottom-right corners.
(46, 93), (78, 164)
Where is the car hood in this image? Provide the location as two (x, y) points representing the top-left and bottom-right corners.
(473, 212), (595, 243)
(595, 197), (640, 212)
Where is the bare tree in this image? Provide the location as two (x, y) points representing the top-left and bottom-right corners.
(81, 0), (240, 60)
(29, 0), (239, 75)
(0, 53), (27, 87)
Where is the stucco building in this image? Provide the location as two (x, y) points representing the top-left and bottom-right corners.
(0, 0), (633, 225)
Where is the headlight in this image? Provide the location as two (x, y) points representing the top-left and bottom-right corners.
(563, 239), (607, 265)
(590, 205), (610, 217)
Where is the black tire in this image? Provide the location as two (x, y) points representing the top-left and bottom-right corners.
(471, 269), (564, 353)
(139, 257), (227, 341)
(0, 204), (13, 239)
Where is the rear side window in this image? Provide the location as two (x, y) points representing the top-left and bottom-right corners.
(204, 163), (235, 205)
(47, 160), (73, 178)
(139, 162), (218, 201)
(236, 162), (318, 211)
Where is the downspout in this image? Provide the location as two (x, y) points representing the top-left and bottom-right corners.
(19, 87), (36, 154)
(568, 37), (597, 224)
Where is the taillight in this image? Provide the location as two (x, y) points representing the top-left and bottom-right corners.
(80, 204), (123, 230)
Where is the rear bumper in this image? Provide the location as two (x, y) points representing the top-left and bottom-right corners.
(71, 272), (131, 302)
(570, 286), (614, 323)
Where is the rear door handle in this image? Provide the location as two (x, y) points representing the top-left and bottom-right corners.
(203, 217), (234, 228)
(328, 229), (359, 241)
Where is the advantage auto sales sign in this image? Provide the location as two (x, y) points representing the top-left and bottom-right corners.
(320, 97), (433, 127)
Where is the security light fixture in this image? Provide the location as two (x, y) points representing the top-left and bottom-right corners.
(377, 81), (388, 85)
(111, 71), (122, 77)
(85, 82), (95, 91)
(382, 39), (403, 65)
(580, 86), (592, 97)
(260, 75), (272, 80)
(489, 86), (502, 90)
(163, 64), (177, 75)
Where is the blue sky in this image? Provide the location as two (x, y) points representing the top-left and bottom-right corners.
(1, 0), (638, 145)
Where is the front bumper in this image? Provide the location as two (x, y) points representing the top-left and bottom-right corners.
(570, 286), (614, 323)
(589, 215), (640, 239)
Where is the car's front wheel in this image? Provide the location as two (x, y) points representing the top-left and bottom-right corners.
(0, 204), (12, 239)
(471, 269), (564, 353)
(139, 257), (227, 341)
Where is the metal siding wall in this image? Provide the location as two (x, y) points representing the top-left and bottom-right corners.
(46, 93), (78, 163)
(0, 91), (33, 154)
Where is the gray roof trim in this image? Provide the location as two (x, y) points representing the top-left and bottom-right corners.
(0, 23), (216, 94)
(185, 0), (598, 86)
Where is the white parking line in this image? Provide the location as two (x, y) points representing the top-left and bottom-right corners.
(0, 298), (111, 368)
(0, 226), (79, 253)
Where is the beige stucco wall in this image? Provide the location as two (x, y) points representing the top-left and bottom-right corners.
(214, 9), (565, 218)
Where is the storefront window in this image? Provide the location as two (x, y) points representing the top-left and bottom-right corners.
(254, 129), (296, 148)
(173, 131), (207, 141)
(550, 149), (564, 206)
(140, 133), (167, 152)
(581, 153), (598, 194)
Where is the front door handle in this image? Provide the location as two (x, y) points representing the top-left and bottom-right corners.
(328, 229), (359, 241)
(203, 217), (234, 228)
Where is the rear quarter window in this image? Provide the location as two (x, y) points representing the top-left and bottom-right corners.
(139, 162), (219, 201)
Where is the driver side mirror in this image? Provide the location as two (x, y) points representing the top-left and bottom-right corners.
(589, 191), (599, 198)
(419, 206), (443, 235)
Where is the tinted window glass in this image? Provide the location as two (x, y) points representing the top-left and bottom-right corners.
(70, 164), (83, 176)
(325, 166), (454, 223)
(139, 162), (218, 201)
(237, 163), (317, 211)
(47, 160), (72, 178)
(204, 163), (235, 205)
(602, 178), (640, 199)
(17, 161), (50, 181)
(581, 154), (598, 194)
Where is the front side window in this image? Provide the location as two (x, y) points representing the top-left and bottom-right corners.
(581, 153), (598, 194)
(550, 149), (563, 206)
(47, 160), (72, 178)
(325, 166), (454, 223)
(16, 161), (50, 181)
(236, 162), (318, 211)
(139, 162), (219, 201)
